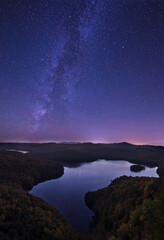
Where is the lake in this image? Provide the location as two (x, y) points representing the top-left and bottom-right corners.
(5, 149), (29, 154)
(30, 160), (158, 231)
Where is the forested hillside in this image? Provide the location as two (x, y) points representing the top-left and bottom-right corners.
(0, 183), (82, 240)
(0, 150), (163, 240)
(85, 176), (164, 240)
(0, 151), (82, 240)
(0, 150), (64, 190)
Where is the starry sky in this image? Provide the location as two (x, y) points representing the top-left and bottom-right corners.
(0, 0), (164, 145)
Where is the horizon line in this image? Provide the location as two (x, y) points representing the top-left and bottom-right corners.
(0, 141), (163, 147)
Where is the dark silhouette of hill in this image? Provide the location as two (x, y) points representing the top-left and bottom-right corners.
(0, 148), (163, 239)
(0, 150), (64, 190)
(0, 142), (164, 176)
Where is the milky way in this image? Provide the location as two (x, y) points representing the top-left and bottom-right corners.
(0, 0), (164, 144)
(33, 1), (106, 130)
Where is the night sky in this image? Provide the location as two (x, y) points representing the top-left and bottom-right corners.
(0, 0), (164, 145)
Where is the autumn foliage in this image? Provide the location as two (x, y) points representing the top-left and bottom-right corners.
(85, 176), (164, 240)
(0, 151), (82, 239)
(0, 150), (163, 240)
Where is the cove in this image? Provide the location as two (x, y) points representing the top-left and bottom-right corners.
(30, 160), (158, 231)
(5, 149), (29, 154)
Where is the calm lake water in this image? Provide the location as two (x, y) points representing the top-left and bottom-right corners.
(5, 149), (29, 154)
(30, 160), (158, 231)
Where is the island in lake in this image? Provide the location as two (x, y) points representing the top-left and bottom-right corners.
(130, 164), (145, 172)
(0, 142), (163, 239)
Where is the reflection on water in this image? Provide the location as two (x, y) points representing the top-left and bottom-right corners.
(30, 160), (158, 231)
(5, 149), (29, 154)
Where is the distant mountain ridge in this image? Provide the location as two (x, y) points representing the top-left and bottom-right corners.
(0, 142), (164, 176)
